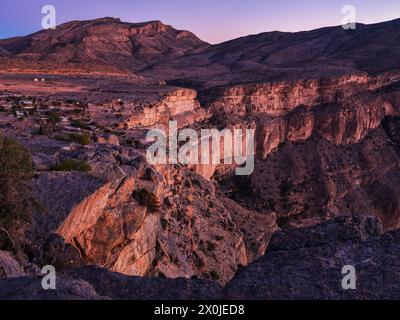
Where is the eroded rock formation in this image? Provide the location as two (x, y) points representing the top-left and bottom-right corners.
(2, 215), (400, 300)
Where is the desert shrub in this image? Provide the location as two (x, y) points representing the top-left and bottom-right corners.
(210, 271), (220, 281)
(233, 175), (253, 197)
(125, 139), (135, 147)
(134, 189), (161, 213)
(206, 241), (216, 252)
(47, 111), (61, 124)
(0, 134), (34, 230)
(72, 108), (83, 115)
(56, 133), (90, 145)
(160, 218), (168, 230)
(280, 178), (294, 199)
(50, 159), (91, 172)
(71, 120), (90, 130)
(71, 133), (90, 145)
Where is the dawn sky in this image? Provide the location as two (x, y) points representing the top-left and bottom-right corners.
(1, 0), (399, 44)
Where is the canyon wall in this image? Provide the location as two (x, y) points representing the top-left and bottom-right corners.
(203, 74), (400, 159)
(125, 88), (207, 128)
(25, 73), (400, 286)
(208, 75), (400, 231)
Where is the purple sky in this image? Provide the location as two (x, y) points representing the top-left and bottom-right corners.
(1, 0), (399, 44)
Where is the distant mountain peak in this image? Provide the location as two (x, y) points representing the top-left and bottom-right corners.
(0, 17), (209, 74)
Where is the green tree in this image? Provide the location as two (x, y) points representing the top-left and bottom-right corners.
(0, 133), (34, 231)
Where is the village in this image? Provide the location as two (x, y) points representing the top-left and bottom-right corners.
(0, 89), (138, 147)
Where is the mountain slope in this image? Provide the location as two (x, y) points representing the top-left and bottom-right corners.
(0, 45), (10, 57)
(146, 18), (400, 87)
(1, 17), (400, 82)
(0, 17), (208, 73)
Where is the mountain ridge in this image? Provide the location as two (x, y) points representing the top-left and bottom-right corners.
(1, 17), (400, 82)
(0, 17), (209, 74)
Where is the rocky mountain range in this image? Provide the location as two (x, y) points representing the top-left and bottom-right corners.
(0, 17), (207, 74)
(1, 17), (400, 300)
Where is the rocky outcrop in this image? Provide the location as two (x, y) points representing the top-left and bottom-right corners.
(2, 215), (400, 300)
(206, 75), (400, 160)
(148, 169), (261, 284)
(28, 140), (276, 285)
(224, 215), (400, 300)
(208, 74), (370, 116)
(125, 88), (206, 128)
(31, 152), (165, 278)
(31, 172), (109, 243)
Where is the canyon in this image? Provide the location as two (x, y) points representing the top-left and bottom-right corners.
(1, 17), (400, 299)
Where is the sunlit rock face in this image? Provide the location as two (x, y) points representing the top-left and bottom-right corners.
(209, 76), (400, 230)
(125, 88), (206, 129)
(28, 144), (277, 285)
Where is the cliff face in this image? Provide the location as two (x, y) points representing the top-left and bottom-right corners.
(208, 74), (371, 116)
(204, 74), (399, 157)
(252, 114), (400, 227)
(125, 88), (206, 128)
(208, 75), (400, 231)
(254, 94), (391, 159)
